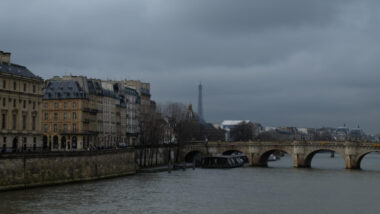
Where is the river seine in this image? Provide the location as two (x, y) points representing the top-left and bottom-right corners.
(1, 153), (380, 214)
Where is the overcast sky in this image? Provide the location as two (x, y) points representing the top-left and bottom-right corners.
(1, 0), (379, 133)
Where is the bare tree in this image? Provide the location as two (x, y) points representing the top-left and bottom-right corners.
(138, 105), (166, 167)
(161, 102), (187, 143)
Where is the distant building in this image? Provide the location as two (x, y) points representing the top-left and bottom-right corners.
(212, 123), (220, 129)
(264, 126), (276, 132)
(316, 127), (335, 141)
(375, 134), (380, 142)
(186, 104), (198, 121)
(333, 127), (350, 141)
(221, 120), (250, 141)
(349, 127), (366, 142)
(0, 50), (44, 152)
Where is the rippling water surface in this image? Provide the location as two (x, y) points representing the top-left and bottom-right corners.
(1, 153), (380, 214)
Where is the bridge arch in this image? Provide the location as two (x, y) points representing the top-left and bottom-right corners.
(304, 149), (345, 168)
(184, 150), (205, 166)
(257, 148), (294, 167)
(355, 151), (380, 170)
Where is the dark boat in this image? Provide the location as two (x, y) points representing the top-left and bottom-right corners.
(201, 155), (245, 168)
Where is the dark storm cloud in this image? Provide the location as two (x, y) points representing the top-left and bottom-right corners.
(1, 0), (379, 133)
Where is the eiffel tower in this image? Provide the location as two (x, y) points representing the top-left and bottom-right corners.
(197, 83), (204, 122)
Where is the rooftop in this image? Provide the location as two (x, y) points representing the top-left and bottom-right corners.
(0, 62), (41, 80)
(43, 80), (88, 100)
(221, 120), (250, 126)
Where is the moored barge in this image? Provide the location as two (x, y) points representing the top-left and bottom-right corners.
(201, 155), (245, 168)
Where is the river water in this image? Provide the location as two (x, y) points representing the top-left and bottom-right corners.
(1, 153), (380, 214)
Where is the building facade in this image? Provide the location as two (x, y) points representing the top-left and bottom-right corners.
(120, 80), (150, 109)
(100, 85), (121, 148)
(42, 80), (98, 151)
(0, 50), (43, 152)
(42, 76), (144, 149)
(123, 87), (139, 145)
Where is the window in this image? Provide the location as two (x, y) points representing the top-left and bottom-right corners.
(13, 99), (16, 108)
(54, 103), (58, 108)
(2, 98), (5, 107)
(72, 102), (76, 108)
(54, 113), (58, 120)
(32, 116), (36, 130)
(2, 80), (5, 89)
(72, 112), (77, 120)
(1, 114), (6, 129)
(22, 115), (26, 130)
(53, 124), (57, 132)
(72, 123), (76, 133)
(63, 124), (67, 132)
(63, 112), (67, 120)
(63, 102), (67, 108)
(13, 82), (16, 90)
(33, 137), (36, 151)
(23, 83), (26, 92)
(23, 100), (26, 108)
(23, 137), (27, 150)
(12, 114), (17, 129)
(44, 113), (49, 120)
(44, 124), (49, 132)
(33, 102), (36, 109)
(44, 102), (48, 109)
(33, 85), (36, 93)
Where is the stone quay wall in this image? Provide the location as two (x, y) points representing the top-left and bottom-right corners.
(0, 148), (136, 191)
(135, 145), (179, 168)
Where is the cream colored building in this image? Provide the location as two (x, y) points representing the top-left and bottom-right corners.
(101, 80), (140, 145)
(123, 87), (139, 145)
(0, 50), (43, 152)
(120, 80), (150, 107)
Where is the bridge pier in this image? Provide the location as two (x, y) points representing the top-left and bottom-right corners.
(344, 155), (360, 169)
(293, 154), (309, 168)
(250, 153), (270, 167)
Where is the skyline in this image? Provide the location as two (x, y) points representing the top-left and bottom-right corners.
(1, 0), (379, 133)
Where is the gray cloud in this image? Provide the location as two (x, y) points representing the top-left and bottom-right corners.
(1, 0), (379, 133)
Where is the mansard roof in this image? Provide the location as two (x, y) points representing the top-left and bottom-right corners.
(102, 88), (118, 98)
(140, 87), (150, 95)
(123, 87), (139, 96)
(43, 80), (88, 100)
(0, 62), (41, 80)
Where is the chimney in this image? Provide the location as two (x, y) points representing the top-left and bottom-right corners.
(3, 52), (11, 64)
(0, 51), (11, 64)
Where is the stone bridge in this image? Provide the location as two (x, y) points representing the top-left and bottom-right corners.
(179, 141), (380, 169)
